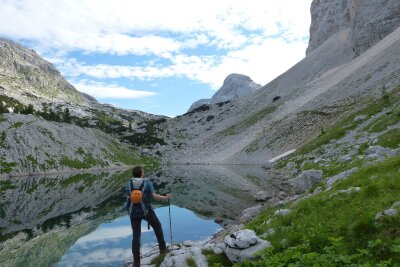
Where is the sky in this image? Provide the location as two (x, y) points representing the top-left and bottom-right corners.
(0, 0), (313, 116)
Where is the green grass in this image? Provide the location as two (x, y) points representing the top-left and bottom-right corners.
(0, 132), (7, 148)
(0, 180), (16, 192)
(240, 155), (400, 266)
(59, 173), (98, 189)
(150, 252), (167, 267)
(60, 155), (103, 169)
(220, 105), (277, 136)
(0, 160), (16, 173)
(186, 257), (197, 267)
(375, 128), (400, 149)
(202, 249), (232, 267)
(11, 122), (23, 128)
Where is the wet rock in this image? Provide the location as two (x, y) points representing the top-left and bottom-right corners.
(214, 217), (224, 224)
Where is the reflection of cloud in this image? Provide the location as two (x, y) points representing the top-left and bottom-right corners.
(76, 225), (151, 245)
(60, 248), (132, 266)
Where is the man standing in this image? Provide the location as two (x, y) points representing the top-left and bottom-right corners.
(126, 166), (171, 267)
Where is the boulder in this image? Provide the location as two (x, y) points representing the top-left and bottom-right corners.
(161, 246), (208, 267)
(224, 229), (272, 263)
(255, 191), (269, 201)
(326, 168), (359, 189)
(239, 205), (263, 223)
(292, 170), (323, 194)
(366, 146), (393, 156)
(354, 115), (368, 122)
(273, 209), (291, 216)
(330, 187), (361, 197)
(375, 209), (398, 220)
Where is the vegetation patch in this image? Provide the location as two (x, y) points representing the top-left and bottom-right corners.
(150, 252), (167, 267)
(59, 173), (98, 188)
(202, 249), (232, 267)
(186, 257), (197, 267)
(0, 131), (8, 148)
(60, 155), (102, 169)
(11, 122), (23, 128)
(220, 105), (277, 136)
(0, 180), (16, 192)
(0, 159), (16, 173)
(242, 155), (400, 266)
(375, 128), (400, 149)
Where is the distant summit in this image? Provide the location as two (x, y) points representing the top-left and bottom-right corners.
(188, 73), (261, 112)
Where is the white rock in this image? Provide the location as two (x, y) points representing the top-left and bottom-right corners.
(273, 209), (291, 216)
(326, 168), (359, 189)
(224, 229), (259, 249)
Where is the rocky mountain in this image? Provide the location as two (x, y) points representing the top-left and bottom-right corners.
(188, 73), (261, 112)
(0, 38), (95, 109)
(0, 38), (168, 175)
(162, 0), (400, 164)
(307, 0), (400, 56)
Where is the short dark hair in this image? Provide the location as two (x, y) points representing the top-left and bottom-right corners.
(132, 166), (144, 178)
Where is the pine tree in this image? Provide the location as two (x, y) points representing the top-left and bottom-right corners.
(63, 108), (71, 123)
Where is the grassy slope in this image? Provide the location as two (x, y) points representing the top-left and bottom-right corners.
(207, 86), (400, 266)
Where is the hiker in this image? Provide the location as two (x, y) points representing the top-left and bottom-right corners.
(126, 166), (171, 267)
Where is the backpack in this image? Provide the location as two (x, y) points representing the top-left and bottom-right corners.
(128, 178), (149, 218)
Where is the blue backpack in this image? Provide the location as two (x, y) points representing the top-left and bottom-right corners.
(128, 178), (150, 218)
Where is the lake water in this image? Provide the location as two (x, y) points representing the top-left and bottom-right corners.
(0, 165), (281, 266)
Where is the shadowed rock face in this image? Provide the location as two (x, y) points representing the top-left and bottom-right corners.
(307, 0), (400, 56)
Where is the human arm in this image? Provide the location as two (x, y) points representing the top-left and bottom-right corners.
(151, 192), (171, 202)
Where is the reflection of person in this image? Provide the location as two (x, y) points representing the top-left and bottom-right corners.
(126, 166), (171, 267)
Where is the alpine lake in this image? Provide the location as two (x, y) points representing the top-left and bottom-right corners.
(0, 164), (282, 267)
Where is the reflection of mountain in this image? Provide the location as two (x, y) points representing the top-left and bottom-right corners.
(0, 170), (131, 267)
(0, 165), (281, 266)
(151, 165), (284, 220)
(0, 170), (131, 234)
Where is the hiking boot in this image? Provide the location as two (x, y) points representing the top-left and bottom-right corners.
(133, 261), (140, 267)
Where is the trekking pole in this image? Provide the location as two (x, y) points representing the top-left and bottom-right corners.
(168, 192), (173, 251)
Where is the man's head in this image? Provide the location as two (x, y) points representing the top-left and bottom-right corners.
(132, 166), (144, 178)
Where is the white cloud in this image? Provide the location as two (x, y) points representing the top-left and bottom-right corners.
(72, 80), (157, 99)
(0, 0), (312, 55)
(58, 35), (307, 89)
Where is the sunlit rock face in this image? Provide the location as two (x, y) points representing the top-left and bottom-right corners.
(187, 74), (261, 112)
(307, 0), (400, 56)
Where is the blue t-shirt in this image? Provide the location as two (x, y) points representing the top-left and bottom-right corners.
(126, 178), (154, 212)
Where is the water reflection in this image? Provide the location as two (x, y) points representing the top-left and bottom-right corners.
(57, 205), (221, 267)
(0, 164), (280, 267)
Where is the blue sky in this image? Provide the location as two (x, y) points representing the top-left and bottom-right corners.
(0, 0), (312, 116)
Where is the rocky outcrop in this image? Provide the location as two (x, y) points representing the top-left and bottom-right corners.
(223, 229), (272, 263)
(0, 38), (94, 109)
(188, 74), (261, 112)
(307, 0), (400, 56)
(292, 170), (323, 194)
(0, 113), (138, 176)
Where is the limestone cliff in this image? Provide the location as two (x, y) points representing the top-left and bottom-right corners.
(307, 0), (400, 56)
